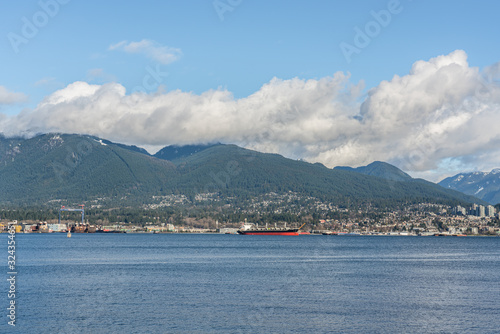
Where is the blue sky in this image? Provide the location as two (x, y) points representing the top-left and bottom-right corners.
(2, 0), (499, 112)
(1, 0), (500, 181)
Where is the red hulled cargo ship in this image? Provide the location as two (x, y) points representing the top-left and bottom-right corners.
(237, 221), (306, 236)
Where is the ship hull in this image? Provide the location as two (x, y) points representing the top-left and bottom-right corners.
(71, 226), (86, 233)
(237, 229), (299, 236)
(86, 225), (97, 233)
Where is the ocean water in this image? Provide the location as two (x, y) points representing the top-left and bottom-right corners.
(2, 234), (499, 333)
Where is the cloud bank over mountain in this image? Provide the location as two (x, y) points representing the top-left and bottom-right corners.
(1, 50), (499, 181)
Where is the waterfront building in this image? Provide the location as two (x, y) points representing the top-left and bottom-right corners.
(470, 204), (478, 216)
(454, 205), (466, 215)
(478, 205), (485, 217)
(48, 223), (67, 232)
(486, 205), (496, 217)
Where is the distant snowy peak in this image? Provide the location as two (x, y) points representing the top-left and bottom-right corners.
(439, 169), (500, 205)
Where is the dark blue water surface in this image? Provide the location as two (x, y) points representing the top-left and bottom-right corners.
(2, 234), (499, 333)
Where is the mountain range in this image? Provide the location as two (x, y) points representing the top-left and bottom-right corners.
(439, 169), (500, 205)
(335, 161), (412, 182)
(0, 133), (484, 207)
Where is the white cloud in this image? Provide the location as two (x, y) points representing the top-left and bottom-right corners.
(86, 68), (117, 83)
(0, 86), (28, 105)
(1, 50), (500, 182)
(109, 39), (182, 64)
(34, 77), (57, 87)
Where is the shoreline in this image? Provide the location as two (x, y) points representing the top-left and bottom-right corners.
(4, 231), (499, 237)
